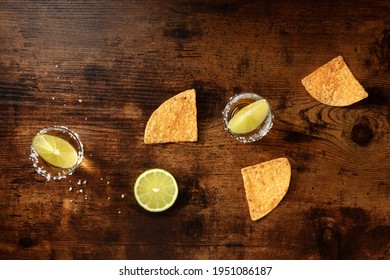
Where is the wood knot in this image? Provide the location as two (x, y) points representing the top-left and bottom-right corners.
(319, 226), (340, 259)
(374, 29), (390, 70)
(19, 237), (36, 248)
(181, 177), (202, 204)
(84, 64), (109, 85)
(351, 119), (373, 146)
(183, 216), (204, 239)
(163, 26), (202, 40)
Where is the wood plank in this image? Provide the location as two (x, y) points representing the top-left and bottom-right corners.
(0, 0), (389, 260)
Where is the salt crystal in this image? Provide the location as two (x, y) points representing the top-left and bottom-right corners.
(85, 118), (88, 120)
(100, 178), (103, 181)
(55, 64), (58, 68)
(77, 180), (82, 185)
(83, 180), (87, 185)
(52, 97), (55, 100)
(107, 197), (111, 200)
(78, 99), (82, 103)
(69, 187), (73, 191)
(121, 194), (125, 199)
(118, 211), (121, 214)
(64, 104), (67, 107)
(70, 80), (74, 83)
(107, 181), (110, 185)
(79, 189), (83, 193)
(57, 76), (60, 79)
(84, 195), (88, 200)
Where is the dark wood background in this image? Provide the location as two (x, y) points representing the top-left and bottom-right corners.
(0, 0), (389, 260)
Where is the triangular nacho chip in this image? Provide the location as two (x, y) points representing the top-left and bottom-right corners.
(144, 89), (197, 144)
(241, 158), (291, 221)
(301, 56), (368, 106)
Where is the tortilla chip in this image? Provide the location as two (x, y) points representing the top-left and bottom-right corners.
(301, 56), (368, 106)
(241, 158), (291, 221)
(144, 89), (197, 144)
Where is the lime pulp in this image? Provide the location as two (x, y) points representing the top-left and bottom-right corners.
(134, 168), (178, 212)
(32, 134), (78, 169)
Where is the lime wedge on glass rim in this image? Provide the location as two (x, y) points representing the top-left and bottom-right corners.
(32, 134), (78, 169)
(227, 99), (270, 135)
(134, 169), (178, 212)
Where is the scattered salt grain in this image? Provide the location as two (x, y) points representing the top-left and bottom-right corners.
(55, 64), (58, 68)
(77, 180), (82, 185)
(70, 80), (74, 83)
(52, 97), (55, 100)
(85, 118), (88, 120)
(106, 181), (110, 185)
(79, 189), (83, 193)
(78, 99), (82, 103)
(121, 194), (125, 199)
(107, 197), (111, 200)
(118, 211), (121, 214)
(83, 180), (87, 185)
(69, 187), (73, 192)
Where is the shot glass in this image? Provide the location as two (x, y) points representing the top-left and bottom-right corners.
(222, 92), (274, 143)
(30, 126), (84, 180)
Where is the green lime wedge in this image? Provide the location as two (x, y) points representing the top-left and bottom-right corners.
(134, 169), (178, 212)
(32, 134), (78, 169)
(227, 99), (270, 135)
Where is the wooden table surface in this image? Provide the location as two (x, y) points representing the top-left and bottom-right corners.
(0, 0), (389, 260)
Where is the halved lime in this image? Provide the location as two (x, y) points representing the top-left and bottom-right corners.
(32, 134), (78, 169)
(134, 169), (178, 212)
(227, 99), (270, 135)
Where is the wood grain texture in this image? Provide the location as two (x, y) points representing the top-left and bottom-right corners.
(0, 0), (389, 260)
